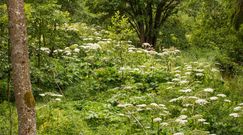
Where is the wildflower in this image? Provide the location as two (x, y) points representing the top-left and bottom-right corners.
(127, 40), (132, 43)
(195, 99), (208, 105)
(55, 98), (61, 101)
(203, 122), (209, 125)
(229, 113), (240, 118)
(146, 107), (152, 110)
(39, 94), (45, 97)
(192, 114), (203, 119)
(196, 73), (204, 76)
(158, 104), (166, 107)
(178, 115), (188, 120)
(172, 78), (180, 82)
(233, 106), (242, 111)
(173, 132), (184, 135)
(128, 49), (134, 53)
(73, 48), (80, 53)
(183, 104), (193, 107)
(211, 68), (219, 72)
(160, 122), (169, 126)
(161, 52), (169, 56)
(117, 103), (133, 108)
(181, 108), (188, 112)
(150, 103), (159, 107)
(117, 113), (126, 117)
(137, 50), (143, 53)
(177, 96), (186, 100)
(195, 69), (204, 72)
(136, 104), (147, 108)
(179, 89), (192, 93)
(203, 88), (214, 93)
(163, 110), (170, 115)
(139, 65), (146, 68)
(175, 119), (188, 124)
(167, 82), (174, 85)
(186, 66), (192, 71)
(150, 66), (156, 69)
(142, 43), (151, 48)
(198, 118), (206, 122)
(81, 43), (101, 50)
(185, 72), (191, 75)
(40, 47), (51, 54)
(224, 99), (231, 103)
(124, 86), (132, 90)
(147, 50), (157, 55)
(169, 98), (178, 102)
(153, 117), (162, 122)
(239, 103), (243, 106)
(217, 94), (226, 97)
(49, 93), (63, 97)
(179, 80), (189, 84)
(64, 50), (72, 56)
(210, 96), (218, 101)
(119, 67), (126, 71)
(175, 70), (181, 73)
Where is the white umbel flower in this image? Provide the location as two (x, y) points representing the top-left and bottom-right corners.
(153, 117), (162, 122)
(229, 113), (240, 118)
(179, 89), (192, 93)
(217, 94), (226, 97)
(173, 132), (184, 135)
(203, 88), (214, 93)
(233, 106), (242, 111)
(195, 99), (208, 105)
(210, 96), (218, 101)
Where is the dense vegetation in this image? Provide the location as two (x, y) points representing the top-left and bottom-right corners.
(0, 0), (243, 134)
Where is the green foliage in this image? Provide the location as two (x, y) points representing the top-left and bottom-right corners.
(108, 11), (135, 41)
(0, 0), (243, 134)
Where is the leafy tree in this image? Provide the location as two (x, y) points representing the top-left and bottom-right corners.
(233, 0), (243, 30)
(85, 0), (182, 48)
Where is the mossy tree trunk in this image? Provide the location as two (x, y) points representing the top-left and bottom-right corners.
(7, 0), (36, 135)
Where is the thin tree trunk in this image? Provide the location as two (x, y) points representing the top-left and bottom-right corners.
(7, 0), (36, 135)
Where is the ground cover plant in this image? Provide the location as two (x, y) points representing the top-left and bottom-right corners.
(0, 0), (243, 135)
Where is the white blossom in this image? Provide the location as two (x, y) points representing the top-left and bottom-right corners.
(185, 72), (191, 75)
(203, 88), (214, 93)
(117, 103), (133, 108)
(196, 73), (204, 76)
(224, 99), (231, 103)
(195, 99), (208, 105)
(55, 98), (61, 101)
(39, 94), (45, 97)
(233, 106), (242, 111)
(40, 47), (51, 54)
(210, 96), (218, 101)
(153, 117), (162, 122)
(179, 89), (192, 93)
(160, 122), (169, 126)
(217, 94), (226, 97)
(198, 118), (206, 122)
(73, 48), (80, 53)
(238, 103), (243, 106)
(136, 104), (147, 108)
(150, 103), (159, 107)
(173, 132), (184, 135)
(229, 113), (240, 118)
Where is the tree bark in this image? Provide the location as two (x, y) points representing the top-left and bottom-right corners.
(7, 0), (36, 135)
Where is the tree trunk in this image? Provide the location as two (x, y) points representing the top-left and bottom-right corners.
(7, 0), (36, 135)
(139, 30), (158, 49)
